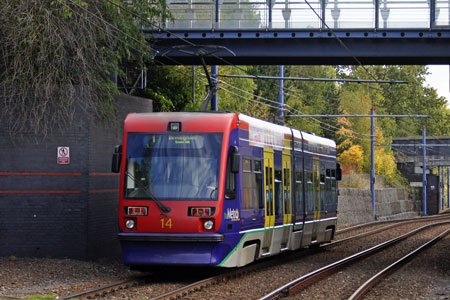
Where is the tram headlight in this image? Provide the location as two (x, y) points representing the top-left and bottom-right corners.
(125, 218), (136, 230)
(203, 220), (214, 231)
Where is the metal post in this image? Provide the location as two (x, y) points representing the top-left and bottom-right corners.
(448, 167), (450, 208)
(215, 0), (219, 24)
(430, 0), (435, 28)
(423, 126), (427, 216)
(269, 0), (273, 29)
(447, 167), (449, 209)
(442, 168), (445, 210)
(375, 0), (380, 30)
(279, 65), (284, 119)
(321, 0), (327, 29)
(371, 106), (376, 219)
(211, 65), (218, 111)
(192, 66), (195, 104)
(439, 166), (442, 210)
(442, 167), (445, 210)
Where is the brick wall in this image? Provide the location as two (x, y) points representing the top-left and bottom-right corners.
(86, 95), (153, 259)
(0, 94), (152, 259)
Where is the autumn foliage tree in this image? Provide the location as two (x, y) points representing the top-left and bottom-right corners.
(336, 113), (364, 173)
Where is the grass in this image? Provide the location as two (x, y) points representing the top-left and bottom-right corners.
(25, 295), (57, 300)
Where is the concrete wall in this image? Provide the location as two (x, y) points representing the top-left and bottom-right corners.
(0, 94), (152, 260)
(337, 187), (420, 226)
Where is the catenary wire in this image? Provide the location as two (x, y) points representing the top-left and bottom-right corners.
(66, 0), (381, 141)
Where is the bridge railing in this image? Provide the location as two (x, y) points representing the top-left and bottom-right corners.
(156, 0), (450, 30)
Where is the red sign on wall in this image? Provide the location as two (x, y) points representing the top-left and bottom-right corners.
(57, 147), (70, 164)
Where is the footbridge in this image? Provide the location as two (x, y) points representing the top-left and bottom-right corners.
(148, 0), (450, 64)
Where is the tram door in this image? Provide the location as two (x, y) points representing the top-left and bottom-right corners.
(281, 152), (292, 248)
(262, 149), (275, 253)
(311, 158), (321, 241)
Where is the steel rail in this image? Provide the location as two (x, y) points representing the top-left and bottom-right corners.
(258, 220), (450, 300)
(0, 296), (21, 300)
(58, 276), (147, 300)
(336, 214), (450, 234)
(348, 226), (450, 300)
(329, 214), (450, 248)
(148, 276), (220, 300)
(148, 264), (263, 300)
(147, 215), (450, 300)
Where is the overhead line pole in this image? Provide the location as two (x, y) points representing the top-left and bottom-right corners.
(423, 126), (427, 215)
(211, 65), (218, 111)
(371, 107), (375, 219)
(279, 66), (284, 121)
(290, 112), (428, 220)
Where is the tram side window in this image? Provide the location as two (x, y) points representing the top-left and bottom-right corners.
(320, 173), (326, 209)
(242, 158), (263, 209)
(313, 171), (320, 210)
(242, 158), (253, 209)
(295, 171), (303, 213)
(284, 168), (291, 214)
(225, 153), (237, 200)
(274, 170), (283, 216)
(306, 172), (313, 213)
(331, 169), (337, 203)
(325, 169), (332, 205)
(254, 160), (264, 209)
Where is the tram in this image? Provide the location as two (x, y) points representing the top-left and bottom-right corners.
(112, 112), (341, 267)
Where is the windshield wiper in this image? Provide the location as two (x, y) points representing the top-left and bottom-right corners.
(125, 171), (171, 213)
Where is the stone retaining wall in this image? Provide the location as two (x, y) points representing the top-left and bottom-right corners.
(337, 187), (420, 226)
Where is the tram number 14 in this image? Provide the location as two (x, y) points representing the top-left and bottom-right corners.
(160, 218), (173, 229)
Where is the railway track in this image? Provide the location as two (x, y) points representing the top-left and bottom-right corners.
(258, 220), (450, 300)
(148, 215), (450, 300)
(58, 276), (148, 300)
(348, 227), (450, 300)
(335, 214), (450, 237)
(329, 214), (450, 249)
(52, 215), (448, 300)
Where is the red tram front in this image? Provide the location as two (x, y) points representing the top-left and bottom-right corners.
(113, 112), (340, 268)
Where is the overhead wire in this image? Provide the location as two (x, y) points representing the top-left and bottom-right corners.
(302, 0), (425, 131)
(218, 75), (377, 139)
(219, 86), (290, 111)
(109, 0), (408, 139)
(66, 0), (380, 141)
(69, 1), (370, 141)
(103, 0), (388, 117)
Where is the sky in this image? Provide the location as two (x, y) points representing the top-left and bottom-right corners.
(425, 65), (450, 105)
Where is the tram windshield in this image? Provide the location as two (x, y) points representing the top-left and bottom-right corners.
(124, 133), (222, 200)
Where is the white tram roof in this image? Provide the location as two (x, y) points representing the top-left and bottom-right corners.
(238, 114), (336, 153)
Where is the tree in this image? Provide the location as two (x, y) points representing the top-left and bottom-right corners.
(0, 0), (168, 135)
(216, 66), (268, 118)
(134, 65), (199, 112)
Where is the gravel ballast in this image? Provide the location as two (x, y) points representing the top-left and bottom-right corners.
(0, 218), (448, 300)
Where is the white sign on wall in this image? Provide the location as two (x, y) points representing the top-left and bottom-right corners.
(57, 147), (70, 164)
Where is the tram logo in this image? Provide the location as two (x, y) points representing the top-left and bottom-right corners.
(225, 208), (240, 221)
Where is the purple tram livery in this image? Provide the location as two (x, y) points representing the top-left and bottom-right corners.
(112, 112), (341, 268)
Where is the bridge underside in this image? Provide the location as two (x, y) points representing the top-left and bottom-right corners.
(150, 30), (450, 65)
